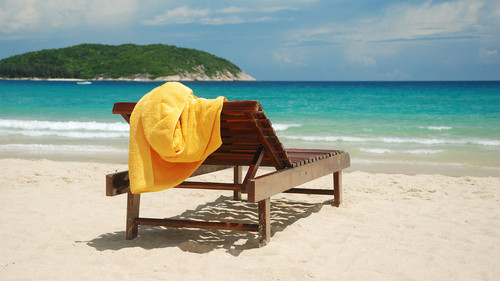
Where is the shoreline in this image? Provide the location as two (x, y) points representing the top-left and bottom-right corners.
(1, 158), (499, 280)
(1, 153), (498, 177)
(0, 78), (256, 82)
(4, 157), (499, 175)
(0, 70), (257, 82)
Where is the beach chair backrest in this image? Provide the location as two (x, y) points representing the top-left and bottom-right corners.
(112, 101), (293, 170)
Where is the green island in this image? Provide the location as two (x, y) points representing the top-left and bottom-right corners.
(0, 43), (255, 81)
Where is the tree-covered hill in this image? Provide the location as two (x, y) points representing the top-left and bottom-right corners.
(0, 44), (254, 81)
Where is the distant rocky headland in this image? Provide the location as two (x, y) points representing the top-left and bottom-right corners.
(0, 44), (256, 82)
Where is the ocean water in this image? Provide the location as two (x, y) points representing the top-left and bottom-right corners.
(1, 80), (499, 176)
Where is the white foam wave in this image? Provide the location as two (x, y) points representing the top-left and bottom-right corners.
(354, 158), (470, 168)
(0, 144), (127, 153)
(359, 148), (444, 155)
(273, 123), (302, 131)
(0, 119), (129, 139)
(285, 135), (366, 142)
(405, 149), (444, 154)
(419, 126), (453, 131)
(0, 129), (128, 139)
(284, 135), (500, 146)
(474, 139), (500, 146)
(0, 119), (129, 132)
(359, 148), (392, 154)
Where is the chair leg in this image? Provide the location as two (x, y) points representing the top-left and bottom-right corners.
(258, 198), (270, 247)
(233, 166), (242, 200)
(126, 191), (140, 239)
(333, 171), (342, 207)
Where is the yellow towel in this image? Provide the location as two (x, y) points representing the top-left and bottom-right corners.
(128, 82), (226, 194)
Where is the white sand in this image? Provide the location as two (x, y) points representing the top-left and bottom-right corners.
(0, 158), (499, 280)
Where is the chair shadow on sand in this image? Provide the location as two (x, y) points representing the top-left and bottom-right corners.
(86, 195), (332, 256)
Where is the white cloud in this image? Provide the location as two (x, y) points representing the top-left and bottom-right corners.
(218, 6), (250, 14)
(0, 1), (302, 33)
(291, 0), (486, 44)
(384, 69), (411, 80)
(274, 52), (292, 64)
(352, 55), (377, 67)
(0, 0), (138, 33)
(142, 6), (210, 25)
(273, 50), (308, 67)
(287, 0), (488, 67)
(143, 5), (296, 26)
(259, 6), (299, 13)
(200, 15), (246, 25)
(343, 42), (379, 67)
(366, 0), (484, 41)
(218, 6), (297, 13)
(479, 48), (499, 63)
(343, 0), (486, 67)
(482, 49), (498, 56)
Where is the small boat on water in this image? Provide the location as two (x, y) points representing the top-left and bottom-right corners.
(77, 81), (92, 85)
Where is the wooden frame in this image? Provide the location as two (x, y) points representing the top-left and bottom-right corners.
(106, 101), (350, 246)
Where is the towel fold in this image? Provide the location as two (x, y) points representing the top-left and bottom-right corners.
(128, 82), (226, 194)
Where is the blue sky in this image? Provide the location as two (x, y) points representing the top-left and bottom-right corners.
(0, 0), (499, 80)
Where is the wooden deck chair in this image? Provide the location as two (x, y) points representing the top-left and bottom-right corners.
(106, 100), (350, 246)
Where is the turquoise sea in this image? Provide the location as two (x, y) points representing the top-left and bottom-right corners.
(1, 80), (499, 176)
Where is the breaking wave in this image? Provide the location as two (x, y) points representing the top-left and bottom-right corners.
(0, 119), (129, 139)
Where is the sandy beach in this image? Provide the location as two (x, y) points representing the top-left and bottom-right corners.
(0, 158), (499, 280)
